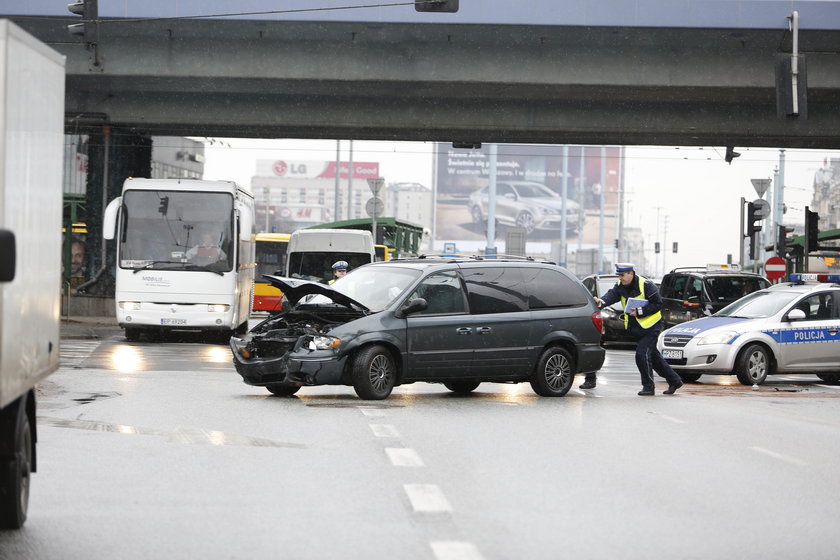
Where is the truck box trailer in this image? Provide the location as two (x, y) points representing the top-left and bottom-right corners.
(0, 20), (65, 529)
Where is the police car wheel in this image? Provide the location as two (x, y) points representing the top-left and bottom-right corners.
(735, 344), (769, 386)
(816, 373), (840, 385)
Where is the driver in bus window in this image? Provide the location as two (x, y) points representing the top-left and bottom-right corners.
(186, 233), (226, 264)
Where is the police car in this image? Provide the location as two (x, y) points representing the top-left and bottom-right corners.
(657, 273), (840, 385)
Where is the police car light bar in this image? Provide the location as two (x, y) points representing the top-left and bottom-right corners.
(788, 273), (840, 283)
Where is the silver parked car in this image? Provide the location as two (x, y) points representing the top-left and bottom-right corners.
(468, 181), (581, 234)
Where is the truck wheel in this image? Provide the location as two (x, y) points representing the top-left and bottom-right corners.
(443, 381), (480, 394)
(266, 383), (301, 396)
(735, 344), (769, 385)
(352, 345), (396, 400)
(0, 402), (32, 529)
(530, 347), (574, 396)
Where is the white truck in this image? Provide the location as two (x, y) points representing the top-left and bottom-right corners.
(286, 228), (375, 283)
(0, 21), (65, 528)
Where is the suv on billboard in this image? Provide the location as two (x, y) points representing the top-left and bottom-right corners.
(467, 181), (581, 234)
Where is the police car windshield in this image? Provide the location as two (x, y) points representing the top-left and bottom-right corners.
(716, 291), (801, 318)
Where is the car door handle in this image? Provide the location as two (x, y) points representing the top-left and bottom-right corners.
(476, 327), (492, 334)
(456, 327), (472, 335)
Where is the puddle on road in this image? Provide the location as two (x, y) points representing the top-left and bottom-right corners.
(37, 416), (306, 449)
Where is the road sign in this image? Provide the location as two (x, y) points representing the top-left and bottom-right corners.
(751, 178), (771, 198)
(752, 198), (771, 220)
(365, 197), (384, 217)
(367, 177), (385, 196)
(764, 256), (787, 280)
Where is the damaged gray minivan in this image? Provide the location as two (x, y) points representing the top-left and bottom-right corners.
(230, 257), (605, 400)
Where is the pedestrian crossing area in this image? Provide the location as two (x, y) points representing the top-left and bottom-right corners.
(59, 340), (101, 369)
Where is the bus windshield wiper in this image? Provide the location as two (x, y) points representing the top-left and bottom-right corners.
(183, 264), (224, 276)
(133, 260), (182, 273)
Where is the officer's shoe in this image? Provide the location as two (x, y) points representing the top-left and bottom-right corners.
(637, 388), (655, 396)
(663, 380), (684, 395)
(580, 380), (596, 390)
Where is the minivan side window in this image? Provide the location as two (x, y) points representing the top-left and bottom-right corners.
(525, 268), (588, 308)
(407, 271), (467, 315)
(462, 267), (527, 314)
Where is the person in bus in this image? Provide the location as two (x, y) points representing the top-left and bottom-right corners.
(186, 233), (226, 264)
(329, 260), (348, 284)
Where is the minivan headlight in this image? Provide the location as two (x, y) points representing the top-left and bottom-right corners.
(304, 335), (341, 350)
(696, 331), (738, 345)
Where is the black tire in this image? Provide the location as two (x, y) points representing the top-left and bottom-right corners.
(235, 320), (249, 335)
(530, 347), (575, 397)
(125, 327), (141, 342)
(515, 212), (536, 234)
(0, 402), (32, 529)
(735, 344), (770, 385)
(677, 372), (702, 383)
(470, 205), (485, 225)
(816, 373), (840, 384)
(443, 381), (480, 394)
(265, 383), (301, 397)
(352, 345), (396, 400)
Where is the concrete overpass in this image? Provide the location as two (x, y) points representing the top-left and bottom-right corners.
(5, 0), (840, 149)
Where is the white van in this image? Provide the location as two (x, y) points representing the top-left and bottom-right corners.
(286, 229), (375, 284)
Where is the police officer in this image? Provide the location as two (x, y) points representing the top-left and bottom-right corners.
(329, 260), (348, 284)
(594, 263), (684, 396)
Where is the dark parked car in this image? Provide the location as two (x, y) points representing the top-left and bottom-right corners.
(230, 257), (605, 400)
(581, 274), (635, 344)
(658, 265), (771, 328)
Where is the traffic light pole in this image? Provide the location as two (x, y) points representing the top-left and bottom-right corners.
(739, 197), (746, 268)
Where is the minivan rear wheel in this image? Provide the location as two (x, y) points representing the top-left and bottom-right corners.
(530, 347), (574, 397)
(352, 345), (396, 400)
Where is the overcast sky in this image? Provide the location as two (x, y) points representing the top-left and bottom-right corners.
(199, 138), (836, 274)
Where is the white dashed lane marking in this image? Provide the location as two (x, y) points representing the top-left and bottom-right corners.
(386, 447), (424, 467)
(404, 483), (452, 513)
(430, 541), (485, 560)
(370, 423), (400, 437)
(750, 446), (809, 466)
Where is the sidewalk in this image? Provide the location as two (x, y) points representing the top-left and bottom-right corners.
(60, 315), (121, 340)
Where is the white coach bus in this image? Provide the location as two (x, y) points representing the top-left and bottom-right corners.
(103, 178), (255, 341)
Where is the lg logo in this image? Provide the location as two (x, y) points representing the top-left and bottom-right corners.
(273, 161), (288, 176)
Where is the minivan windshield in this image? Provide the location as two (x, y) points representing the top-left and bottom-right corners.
(308, 265), (422, 312)
(716, 290), (800, 319)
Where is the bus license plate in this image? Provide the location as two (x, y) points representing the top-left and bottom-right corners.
(662, 349), (682, 360)
(161, 318), (187, 326)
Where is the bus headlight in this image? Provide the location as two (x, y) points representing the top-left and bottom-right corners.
(304, 336), (341, 350)
(207, 304), (231, 313)
(119, 301), (141, 311)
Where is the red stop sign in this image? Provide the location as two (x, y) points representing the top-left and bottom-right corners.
(764, 256), (787, 280)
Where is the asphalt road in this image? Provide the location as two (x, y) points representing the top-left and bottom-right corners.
(2, 329), (839, 560)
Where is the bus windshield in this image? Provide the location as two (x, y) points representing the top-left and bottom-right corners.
(119, 190), (234, 273)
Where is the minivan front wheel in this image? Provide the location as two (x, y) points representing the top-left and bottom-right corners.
(530, 347), (574, 397)
(352, 345), (396, 400)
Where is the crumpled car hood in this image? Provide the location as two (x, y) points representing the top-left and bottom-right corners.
(263, 274), (369, 311)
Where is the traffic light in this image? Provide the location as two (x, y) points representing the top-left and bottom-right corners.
(67, 0), (98, 44)
(725, 146), (741, 164)
(654, 242), (660, 254)
(415, 0), (459, 12)
(745, 201), (763, 260)
(672, 242), (678, 253)
(777, 224), (795, 256)
(805, 207), (820, 253)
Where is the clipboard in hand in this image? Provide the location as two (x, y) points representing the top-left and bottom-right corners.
(624, 298), (647, 315)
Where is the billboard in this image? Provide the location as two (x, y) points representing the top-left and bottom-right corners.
(433, 144), (623, 249)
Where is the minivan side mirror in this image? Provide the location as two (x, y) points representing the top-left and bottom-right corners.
(396, 297), (427, 318)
